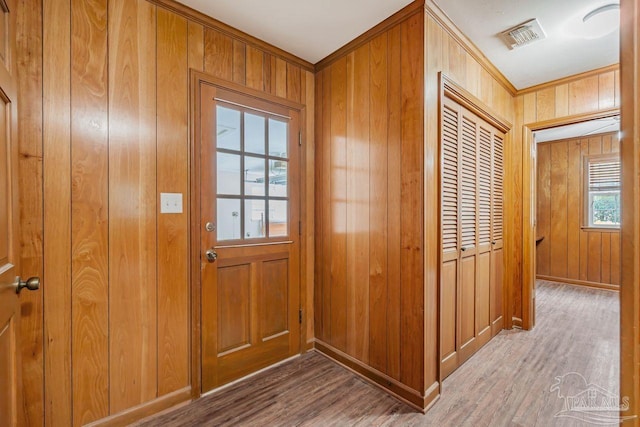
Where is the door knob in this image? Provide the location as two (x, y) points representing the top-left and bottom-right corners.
(205, 249), (218, 263)
(15, 276), (40, 294)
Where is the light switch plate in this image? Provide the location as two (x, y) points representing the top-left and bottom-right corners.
(160, 193), (183, 214)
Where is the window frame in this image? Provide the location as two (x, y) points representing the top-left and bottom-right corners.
(582, 152), (621, 230)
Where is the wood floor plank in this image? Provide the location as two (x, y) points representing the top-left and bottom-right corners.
(137, 281), (619, 426)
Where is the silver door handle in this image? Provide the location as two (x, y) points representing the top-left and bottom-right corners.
(205, 249), (217, 263)
(15, 276), (40, 294)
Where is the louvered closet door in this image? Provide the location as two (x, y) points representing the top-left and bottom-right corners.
(475, 124), (493, 348)
(457, 108), (478, 363)
(440, 99), (460, 378)
(490, 131), (505, 335)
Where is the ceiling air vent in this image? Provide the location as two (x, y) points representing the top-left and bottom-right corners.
(500, 19), (546, 50)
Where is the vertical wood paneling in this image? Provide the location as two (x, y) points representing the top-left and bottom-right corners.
(598, 71), (615, 110)
(187, 22), (204, 72)
(386, 25), (402, 382)
(246, 45), (263, 91)
(566, 140), (581, 280)
(536, 134), (621, 286)
(568, 75), (599, 115)
(43, 0), (73, 424)
(549, 143), (568, 278)
(22, 0), (317, 424)
(536, 144), (550, 276)
(329, 57), (348, 352)
(399, 13), (423, 391)
(287, 62), (301, 102)
(203, 29), (232, 80)
(368, 32), (388, 374)
(232, 40), (246, 85)
(70, 0), (109, 423)
(345, 45), (370, 362)
(321, 67), (332, 343)
(314, 72), (324, 341)
(275, 58), (287, 98)
(536, 88), (555, 121)
(157, 8), (189, 396)
(555, 84), (569, 117)
(16, 0), (45, 424)
(108, 0), (158, 412)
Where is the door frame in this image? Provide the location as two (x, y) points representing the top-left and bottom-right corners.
(520, 107), (620, 330)
(188, 71), (309, 399)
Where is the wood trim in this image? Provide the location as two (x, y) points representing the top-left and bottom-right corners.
(313, 341), (439, 412)
(517, 64), (619, 96)
(525, 108), (620, 129)
(537, 275), (620, 291)
(85, 387), (192, 427)
(192, 70), (305, 111)
(190, 69), (202, 401)
(441, 73), (512, 132)
(619, 0), (639, 422)
(314, 0), (425, 71)
(425, 0), (517, 96)
(521, 108), (620, 330)
(147, 0), (314, 72)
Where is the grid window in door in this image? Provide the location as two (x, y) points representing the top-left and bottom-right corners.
(216, 102), (290, 241)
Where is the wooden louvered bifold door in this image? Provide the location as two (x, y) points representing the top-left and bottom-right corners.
(457, 111), (478, 365)
(439, 100), (460, 377)
(440, 96), (505, 380)
(490, 132), (504, 336)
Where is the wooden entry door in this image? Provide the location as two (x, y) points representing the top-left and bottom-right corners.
(198, 82), (301, 391)
(1, 13), (39, 423)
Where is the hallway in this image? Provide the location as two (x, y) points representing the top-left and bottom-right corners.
(138, 281), (619, 426)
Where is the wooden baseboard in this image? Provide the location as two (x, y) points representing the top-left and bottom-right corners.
(512, 317), (523, 329)
(537, 275), (620, 291)
(313, 340), (439, 412)
(85, 387), (192, 427)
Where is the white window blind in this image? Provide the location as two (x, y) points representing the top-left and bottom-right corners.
(588, 158), (620, 190)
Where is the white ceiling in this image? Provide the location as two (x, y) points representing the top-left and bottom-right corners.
(178, 0), (619, 90)
(180, 0), (413, 64)
(434, 0), (619, 89)
(534, 116), (620, 143)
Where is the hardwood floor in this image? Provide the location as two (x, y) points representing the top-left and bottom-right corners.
(137, 281), (619, 426)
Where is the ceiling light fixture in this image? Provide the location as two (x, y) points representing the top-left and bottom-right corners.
(581, 3), (620, 39)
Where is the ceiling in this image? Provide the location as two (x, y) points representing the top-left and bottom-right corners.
(180, 0), (413, 64)
(434, 0), (620, 89)
(534, 116), (620, 143)
(178, 0), (619, 90)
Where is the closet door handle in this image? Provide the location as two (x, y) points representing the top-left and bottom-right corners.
(461, 246), (468, 252)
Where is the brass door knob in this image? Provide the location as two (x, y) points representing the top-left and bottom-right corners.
(15, 276), (40, 294)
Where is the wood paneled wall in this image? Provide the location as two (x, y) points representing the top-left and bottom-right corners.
(536, 133), (621, 288)
(314, 7), (426, 404)
(15, 0), (314, 425)
(515, 65), (620, 325)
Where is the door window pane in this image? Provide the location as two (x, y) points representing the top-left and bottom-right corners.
(245, 199), (266, 239)
(217, 106), (241, 151)
(268, 119), (287, 158)
(269, 160), (288, 197)
(245, 113), (266, 155)
(217, 153), (241, 195)
(269, 200), (288, 237)
(244, 156), (266, 196)
(217, 198), (241, 241)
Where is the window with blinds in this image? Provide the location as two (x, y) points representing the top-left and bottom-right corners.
(584, 153), (621, 228)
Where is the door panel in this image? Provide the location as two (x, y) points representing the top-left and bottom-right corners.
(0, 18), (28, 422)
(459, 256), (476, 355)
(440, 259), (457, 378)
(217, 264), (251, 353)
(476, 252), (491, 346)
(200, 82), (301, 392)
(491, 248), (504, 335)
